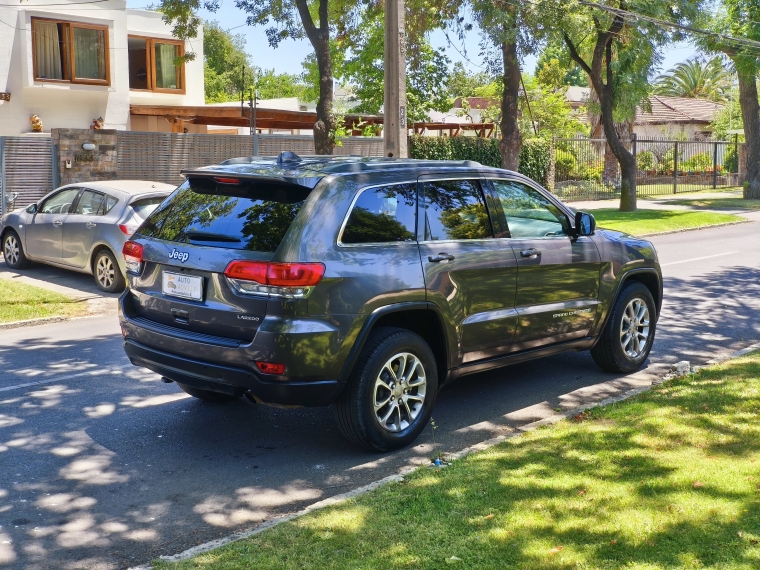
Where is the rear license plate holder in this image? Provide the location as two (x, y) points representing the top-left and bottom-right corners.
(162, 272), (203, 301)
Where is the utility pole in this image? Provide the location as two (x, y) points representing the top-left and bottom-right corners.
(384, 0), (407, 158)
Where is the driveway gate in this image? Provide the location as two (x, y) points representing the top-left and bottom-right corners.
(0, 136), (57, 216)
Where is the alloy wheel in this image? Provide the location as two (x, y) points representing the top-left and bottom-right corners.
(4, 235), (19, 266)
(620, 297), (651, 358)
(97, 255), (115, 289)
(373, 352), (427, 432)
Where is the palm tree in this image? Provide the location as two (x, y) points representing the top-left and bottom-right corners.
(653, 56), (731, 102)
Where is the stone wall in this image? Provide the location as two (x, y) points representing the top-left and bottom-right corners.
(52, 128), (118, 187)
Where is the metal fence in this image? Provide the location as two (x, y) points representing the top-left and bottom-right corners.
(0, 136), (57, 216)
(553, 136), (743, 202)
(117, 132), (385, 185)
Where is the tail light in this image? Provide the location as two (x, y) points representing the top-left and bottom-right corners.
(119, 224), (139, 236)
(122, 240), (144, 275)
(255, 361), (285, 375)
(224, 260), (324, 298)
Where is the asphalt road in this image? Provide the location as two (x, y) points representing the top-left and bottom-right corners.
(2, 217), (760, 569)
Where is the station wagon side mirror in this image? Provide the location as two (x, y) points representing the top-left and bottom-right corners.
(574, 211), (595, 237)
(26, 204), (37, 214)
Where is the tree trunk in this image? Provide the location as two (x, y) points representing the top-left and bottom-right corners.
(313, 35), (335, 155)
(296, 0), (335, 155)
(499, 40), (522, 171)
(737, 66), (760, 198)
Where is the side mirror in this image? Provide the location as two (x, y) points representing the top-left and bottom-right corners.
(575, 211), (595, 237)
(26, 204), (37, 214)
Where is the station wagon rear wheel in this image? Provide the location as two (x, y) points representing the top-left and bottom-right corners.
(94, 250), (125, 293)
(334, 327), (438, 451)
(3, 231), (30, 269)
(591, 281), (656, 373)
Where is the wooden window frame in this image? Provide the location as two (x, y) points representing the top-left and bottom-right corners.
(128, 35), (185, 94)
(31, 17), (110, 86)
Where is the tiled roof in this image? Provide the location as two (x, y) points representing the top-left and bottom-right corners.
(635, 95), (722, 125)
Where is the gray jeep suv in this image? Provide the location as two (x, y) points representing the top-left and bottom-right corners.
(119, 154), (662, 451)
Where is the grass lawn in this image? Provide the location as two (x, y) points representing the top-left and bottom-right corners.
(159, 353), (760, 570)
(0, 280), (87, 323)
(591, 209), (743, 236)
(661, 198), (760, 211)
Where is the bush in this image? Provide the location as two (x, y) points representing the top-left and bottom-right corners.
(681, 152), (712, 173)
(636, 150), (657, 171)
(408, 135), (551, 186)
(554, 149), (577, 179)
(724, 145), (738, 173)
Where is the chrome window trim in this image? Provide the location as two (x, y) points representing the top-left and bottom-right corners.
(336, 180), (419, 247)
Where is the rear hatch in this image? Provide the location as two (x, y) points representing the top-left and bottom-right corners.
(124, 172), (315, 342)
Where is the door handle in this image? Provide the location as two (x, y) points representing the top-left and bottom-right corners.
(53, 220), (62, 227)
(428, 253), (455, 263)
(86, 222), (96, 229)
(520, 248), (541, 258)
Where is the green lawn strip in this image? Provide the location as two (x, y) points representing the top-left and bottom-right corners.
(590, 209), (743, 236)
(159, 353), (760, 570)
(0, 280), (87, 323)
(658, 198), (760, 211)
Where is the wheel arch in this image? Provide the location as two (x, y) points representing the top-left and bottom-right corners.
(594, 267), (662, 341)
(337, 302), (452, 389)
(89, 243), (116, 275)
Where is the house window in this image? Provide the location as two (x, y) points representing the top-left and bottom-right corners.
(32, 18), (109, 84)
(128, 36), (184, 92)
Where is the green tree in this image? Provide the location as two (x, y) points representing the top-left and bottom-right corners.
(203, 20), (251, 103)
(256, 69), (307, 100)
(561, 0), (707, 211)
(710, 88), (743, 140)
(534, 41), (585, 87)
(703, 0), (760, 198)
(446, 61), (493, 97)
(653, 56), (731, 101)
(521, 74), (586, 139)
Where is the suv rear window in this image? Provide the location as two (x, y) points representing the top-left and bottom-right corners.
(136, 180), (309, 252)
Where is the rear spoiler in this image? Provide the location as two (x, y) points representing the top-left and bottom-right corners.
(181, 170), (321, 203)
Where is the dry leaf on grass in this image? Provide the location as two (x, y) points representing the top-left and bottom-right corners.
(483, 514), (494, 520)
(548, 546), (564, 555)
(693, 481), (705, 489)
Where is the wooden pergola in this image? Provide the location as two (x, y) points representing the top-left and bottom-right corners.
(129, 104), (497, 138)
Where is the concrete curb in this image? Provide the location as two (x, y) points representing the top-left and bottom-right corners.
(128, 340), (760, 570)
(0, 316), (69, 330)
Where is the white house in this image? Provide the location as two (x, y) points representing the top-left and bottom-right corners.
(0, 1), (204, 135)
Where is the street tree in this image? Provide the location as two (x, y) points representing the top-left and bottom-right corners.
(470, 0), (564, 170)
(447, 61), (493, 97)
(703, 0), (760, 198)
(561, 0), (707, 211)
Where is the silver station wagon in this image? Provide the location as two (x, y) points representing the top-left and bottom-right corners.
(1, 180), (174, 292)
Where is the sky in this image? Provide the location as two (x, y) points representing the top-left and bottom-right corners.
(126, 1), (698, 81)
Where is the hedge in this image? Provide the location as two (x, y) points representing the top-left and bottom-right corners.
(408, 135), (551, 187)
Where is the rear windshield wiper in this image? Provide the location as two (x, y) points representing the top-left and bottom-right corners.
(185, 231), (241, 243)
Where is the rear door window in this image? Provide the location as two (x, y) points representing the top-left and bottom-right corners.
(341, 183), (417, 244)
(73, 190), (105, 216)
(421, 179), (493, 241)
(137, 180), (310, 252)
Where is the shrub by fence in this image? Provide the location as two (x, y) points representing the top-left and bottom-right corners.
(409, 135), (551, 187)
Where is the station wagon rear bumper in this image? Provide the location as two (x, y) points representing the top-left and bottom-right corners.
(123, 339), (344, 407)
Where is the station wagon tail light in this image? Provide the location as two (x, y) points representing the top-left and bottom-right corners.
(224, 260), (325, 298)
(122, 240), (144, 275)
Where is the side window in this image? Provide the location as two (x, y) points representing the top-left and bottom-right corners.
(422, 179), (492, 241)
(73, 190), (105, 215)
(39, 188), (81, 215)
(490, 180), (569, 239)
(341, 183), (417, 244)
(98, 195), (119, 216)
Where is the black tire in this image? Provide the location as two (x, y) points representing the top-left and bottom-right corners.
(3, 230), (30, 269)
(176, 382), (239, 403)
(93, 249), (125, 293)
(591, 281), (657, 373)
(333, 327), (438, 452)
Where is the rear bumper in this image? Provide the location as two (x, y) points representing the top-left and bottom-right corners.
(123, 339), (344, 406)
